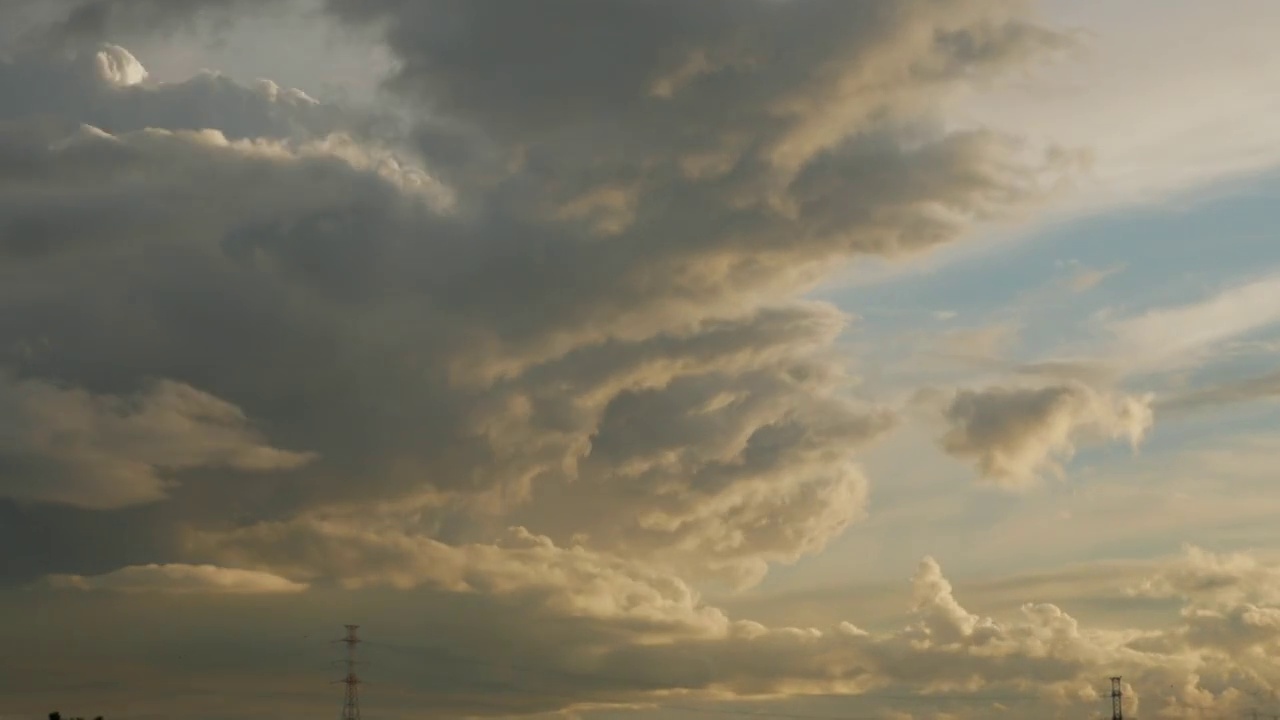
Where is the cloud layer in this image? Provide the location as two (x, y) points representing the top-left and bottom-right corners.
(2, 2), (1252, 719)
(43, 562), (308, 594)
(24, 544), (1280, 720)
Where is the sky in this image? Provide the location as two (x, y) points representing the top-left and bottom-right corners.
(3, 1), (1280, 719)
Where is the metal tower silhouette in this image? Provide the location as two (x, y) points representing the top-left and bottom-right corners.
(336, 624), (362, 720)
(1110, 676), (1124, 720)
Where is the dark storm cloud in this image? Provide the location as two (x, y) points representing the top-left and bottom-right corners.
(0, 0), (1075, 591)
(326, 0), (1068, 142)
(1, 0), (269, 49)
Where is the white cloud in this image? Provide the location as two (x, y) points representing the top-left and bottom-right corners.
(0, 43), (364, 142)
(92, 43), (148, 85)
(43, 563), (308, 594)
(963, 271), (1280, 432)
(189, 518), (740, 636)
(1102, 271), (1280, 373)
(957, 0), (1280, 209)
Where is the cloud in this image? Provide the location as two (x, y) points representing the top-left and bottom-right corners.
(42, 562), (308, 593)
(853, 0), (1280, 351)
(0, 0), (1071, 591)
(1065, 263), (1123, 293)
(938, 323), (1020, 361)
(954, 0), (1280, 210)
(1129, 544), (1280, 609)
(992, 270), (1280, 414)
(1102, 271), (1280, 373)
(995, 270), (1280, 425)
(3, 0), (266, 47)
(19, 547), (1280, 719)
(187, 519), (739, 635)
(0, 375), (314, 509)
(1126, 545), (1280, 659)
(1157, 368), (1280, 414)
(937, 381), (1153, 486)
(181, 520), (1280, 708)
(2, 4), (1227, 718)
(0, 43), (371, 142)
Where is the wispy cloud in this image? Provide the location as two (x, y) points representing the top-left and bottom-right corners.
(1064, 262), (1124, 293)
(42, 563), (309, 594)
(1100, 271), (1280, 373)
(1157, 369), (1280, 414)
(958, 0), (1280, 210)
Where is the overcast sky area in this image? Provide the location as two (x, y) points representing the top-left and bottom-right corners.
(4, 1), (1280, 719)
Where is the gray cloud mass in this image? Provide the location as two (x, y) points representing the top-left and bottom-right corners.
(0, 374), (314, 509)
(0, 0), (1070, 583)
(937, 381), (1153, 487)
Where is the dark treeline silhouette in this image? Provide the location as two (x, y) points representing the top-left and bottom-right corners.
(50, 712), (103, 720)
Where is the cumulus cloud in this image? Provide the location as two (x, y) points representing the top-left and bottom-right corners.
(1124, 545), (1280, 666)
(42, 562), (307, 593)
(29, 545), (1278, 719)
(178, 522), (1280, 710)
(24, 530), (1280, 720)
(938, 381), (1153, 486)
(0, 375), (314, 509)
(0, 43), (365, 142)
(1129, 544), (1280, 609)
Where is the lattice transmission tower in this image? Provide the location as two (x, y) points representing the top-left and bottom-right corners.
(335, 624), (362, 720)
(1111, 676), (1124, 720)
